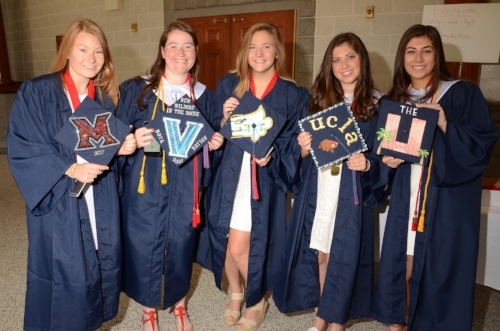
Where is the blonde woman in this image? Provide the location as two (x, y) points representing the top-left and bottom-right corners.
(197, 22), (309, 331)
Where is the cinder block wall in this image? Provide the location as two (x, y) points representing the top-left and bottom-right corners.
(2, 0), (164, 83)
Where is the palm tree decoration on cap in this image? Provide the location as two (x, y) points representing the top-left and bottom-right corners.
(376, 128), (393, 155)
(418, 149), (429, 165)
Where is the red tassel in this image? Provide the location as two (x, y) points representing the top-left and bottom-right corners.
(411, 216), (418, 231)
(192, 153), (201, 228)
(251, 155), (259, 200)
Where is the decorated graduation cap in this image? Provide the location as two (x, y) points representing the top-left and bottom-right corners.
(298, 102), (368, 170)
(55, 97), (131, 166)
(374, 99), (438, 166)
(145, 93), (214, 166)
(219, 91), (287, 159)
(219, 91), (287, 200)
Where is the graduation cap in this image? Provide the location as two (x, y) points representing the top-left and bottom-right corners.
(145, 93), (214, 166)
(373, 99), (438, 165)
(298, 102), (368, 170)
(54, 97), (131, 166)
(219, 91), (287, 159)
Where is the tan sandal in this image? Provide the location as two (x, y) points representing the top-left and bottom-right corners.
(224, 285), (245, 326)
(236, 298), (268, 331)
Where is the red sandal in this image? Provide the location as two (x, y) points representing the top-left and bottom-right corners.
(142, 309), (158, 331)
(174, 305), (192, 331)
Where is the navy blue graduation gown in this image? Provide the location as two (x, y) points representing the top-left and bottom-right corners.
(372, 81), (499, 331)
(273, 101), (390, 324)
(7, 73), (122, 331)
(117, 79), (216, 308)
(196, 73), (310, 307)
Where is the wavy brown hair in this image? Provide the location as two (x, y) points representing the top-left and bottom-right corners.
(388, 24), (451, 104)
(51, 19), (119, 107)
(136, 21), (200, 110)
(309, 33), (377, 121)
(232, 22), (296, 98)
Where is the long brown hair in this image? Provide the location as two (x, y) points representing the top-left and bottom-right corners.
(136, 21), (200, 110)
(232, 22), (295, 98)
(388, 24), (451, 103)
(51, 19), (119, 107)
(309, 33), (377, 121)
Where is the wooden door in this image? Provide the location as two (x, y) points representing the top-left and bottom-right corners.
(180, 10), (296, 92)
(182, 16), (231, 92)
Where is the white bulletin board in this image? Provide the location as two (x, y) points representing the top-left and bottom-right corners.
(422, 4), (500, 63)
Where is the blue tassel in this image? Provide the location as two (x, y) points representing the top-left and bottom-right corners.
(352, 170), (359, 205)
(203, 144), (210, 169)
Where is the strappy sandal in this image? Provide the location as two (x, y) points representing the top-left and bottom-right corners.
(142, 309), (158, 331)
(174, 305), (193, 331)
(224, 285), (245, 326)
(236, 298), (268, 331)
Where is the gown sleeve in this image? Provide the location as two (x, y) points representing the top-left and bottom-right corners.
(7, 81), (74, 215)
(268, 85), (310, 194)
(196, 89), (217, 187)
(433, 82), (499, 186)
(361, 99), (396, 207)
(115, 79), (149, 190)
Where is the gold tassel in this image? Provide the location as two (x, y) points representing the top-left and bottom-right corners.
(137, 79), (164, 193)
(417, 151), (434, 232)
(137, 155), (147, 194)
(161, 150), (167, 185)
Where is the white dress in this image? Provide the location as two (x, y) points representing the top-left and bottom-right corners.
(229, 152), (253, 232)
(309, 165), (343, 253)
(309, 93), (355, 254)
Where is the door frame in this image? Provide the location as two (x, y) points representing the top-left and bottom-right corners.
(174, 1), (302, 79)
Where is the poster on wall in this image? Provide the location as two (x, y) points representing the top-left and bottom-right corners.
(422, 3), (500, 63)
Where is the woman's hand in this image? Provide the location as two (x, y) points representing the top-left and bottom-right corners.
(208, 132), (224, 151)
(298, 131), (312, 158)
(382, 156), (404, 168)
(66, 163), (110, 183)
(134, 127), (154, 148)
(255, 155), (272, 167)
(221, 97), (239, 127)
(347, 153), (370, 172)
(117, 133), (137, 155)
(417, 102), (447, 133)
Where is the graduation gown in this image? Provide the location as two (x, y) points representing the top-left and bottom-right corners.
(372, 81), (499, 331)
(117, 78), (216, 308)
(7, 73), (122, 331)
(273, 94), (391, 324)
(196, 73), (310, 307)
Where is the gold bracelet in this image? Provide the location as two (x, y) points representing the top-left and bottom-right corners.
(69, 163), (77, 179)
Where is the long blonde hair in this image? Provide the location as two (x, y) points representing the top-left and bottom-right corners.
(51, 19), (119, 107)
(232, 22), (295, 98)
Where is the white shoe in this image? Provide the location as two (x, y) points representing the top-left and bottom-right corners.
(308, 328), (320, 331)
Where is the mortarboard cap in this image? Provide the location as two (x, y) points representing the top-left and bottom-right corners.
(54, 97), (131, 165)
(299, 102), (368, 170)
(219, 91), (287, 159)
(145, 94), (214, 166)
(373, 99), (438, 165)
